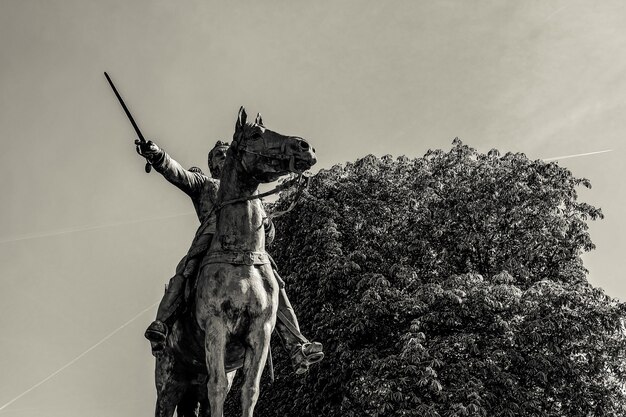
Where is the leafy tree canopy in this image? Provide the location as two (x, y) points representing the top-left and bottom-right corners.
(225, 140), (626, 417)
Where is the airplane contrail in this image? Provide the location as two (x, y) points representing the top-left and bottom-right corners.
(543, 149), (613, 162)
(543, 4), (569, 23)
(0, 211), (195, 244)
(0, 300), (159, 414)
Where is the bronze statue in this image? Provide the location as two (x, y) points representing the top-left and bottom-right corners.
(135, 108), (319, 417)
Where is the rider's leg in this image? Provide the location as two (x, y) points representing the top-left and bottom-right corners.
(145, 256), (199, 347)
(145, 273), (186, 344)
(274, 285), (303, 347)
(273, 268), (324, 374)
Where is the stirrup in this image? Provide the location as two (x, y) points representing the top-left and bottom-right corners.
(149, 340), (165, 357)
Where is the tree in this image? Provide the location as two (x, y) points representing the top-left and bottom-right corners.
(225, 140), (626, 417)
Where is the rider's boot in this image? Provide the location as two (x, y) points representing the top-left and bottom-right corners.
(145, 320), (168, 343)
(289, 341), (324, 375)
(145, 273), (186, 354)
(275, 285), (324, 374)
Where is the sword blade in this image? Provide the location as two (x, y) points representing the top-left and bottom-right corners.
(104, 72), (145, 142)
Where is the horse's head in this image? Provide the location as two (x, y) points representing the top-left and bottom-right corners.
(230, 107), (317, 183)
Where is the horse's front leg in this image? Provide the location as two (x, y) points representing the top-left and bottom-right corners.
(199, 370), (235, 416)
(204, 316), (228, 417)
(241, 321), (273, 417)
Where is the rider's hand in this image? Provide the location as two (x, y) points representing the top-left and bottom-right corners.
(135, 140), (160, 160)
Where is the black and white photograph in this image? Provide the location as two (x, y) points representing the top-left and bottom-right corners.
(1, 1), (625, 416)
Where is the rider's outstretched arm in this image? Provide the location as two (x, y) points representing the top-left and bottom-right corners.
(135, 140), (205, 197)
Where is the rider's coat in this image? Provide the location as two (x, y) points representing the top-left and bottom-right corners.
(151, 150), (219, 263)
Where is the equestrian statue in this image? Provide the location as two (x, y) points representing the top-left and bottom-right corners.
(134, 107), (320, 417)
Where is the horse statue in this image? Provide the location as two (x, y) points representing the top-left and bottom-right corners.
(154, 107), (317, 417)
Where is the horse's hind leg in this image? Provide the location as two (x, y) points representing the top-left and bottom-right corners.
(176, 388), (200, 417)
(155, 356), (188, 417)
(204, 317), (228, 417)
(241, 322), (272, 417)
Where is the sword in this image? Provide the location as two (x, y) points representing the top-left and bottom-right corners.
(104, 72), (152, 173)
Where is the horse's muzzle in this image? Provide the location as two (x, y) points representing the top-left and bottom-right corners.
(292, 157), (315, 172)
(290, 138), (317, 173)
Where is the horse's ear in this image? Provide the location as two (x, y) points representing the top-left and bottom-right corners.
(236, 106), (247, 131)
(255, 113), (263, 126)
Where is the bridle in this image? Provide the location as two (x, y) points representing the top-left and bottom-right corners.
(212, 125), (311, 218)
(233, 126), (303, 173)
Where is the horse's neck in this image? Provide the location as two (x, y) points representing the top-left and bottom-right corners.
(211, 157), (265, 253)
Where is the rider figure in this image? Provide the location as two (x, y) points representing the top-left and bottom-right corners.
(137, 139), (324, 374)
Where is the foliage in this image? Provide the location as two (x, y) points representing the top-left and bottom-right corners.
(224, 140), (626, 417)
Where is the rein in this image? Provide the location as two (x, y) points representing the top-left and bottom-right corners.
(215, 173), (309, 218)
(265, 174), (309, 221)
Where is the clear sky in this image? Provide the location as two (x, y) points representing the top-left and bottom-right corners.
(1, 1), (625, 416)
